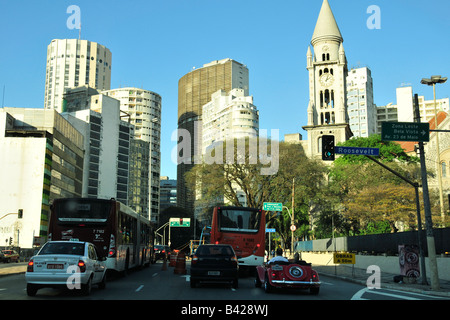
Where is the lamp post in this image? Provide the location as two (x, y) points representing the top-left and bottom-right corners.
(421, 75), (448, 223)
(419, 75), (447, 291)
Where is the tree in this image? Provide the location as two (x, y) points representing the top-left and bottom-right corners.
(185, 138), (328, 246)
(343, 183), (418, 233)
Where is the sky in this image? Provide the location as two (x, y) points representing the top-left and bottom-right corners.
(1, 0), (449, 180)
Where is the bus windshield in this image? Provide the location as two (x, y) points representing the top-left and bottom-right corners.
(219, 208), (261, 233)
(54, 199), (112, 225)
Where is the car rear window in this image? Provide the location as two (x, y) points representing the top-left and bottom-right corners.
(196, 246), (234, 256)
(39, 243), (85, 256)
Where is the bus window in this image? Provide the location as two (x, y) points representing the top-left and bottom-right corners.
(219, 209), (261, 233)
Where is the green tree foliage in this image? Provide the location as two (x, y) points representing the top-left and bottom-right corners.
(185, 138), (327, 249)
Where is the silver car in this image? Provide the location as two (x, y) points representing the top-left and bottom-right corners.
(25, 240), (107, 296)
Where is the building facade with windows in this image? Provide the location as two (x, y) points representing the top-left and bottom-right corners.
(346, 67), (376, 138)
(103, 88), (162, 222)
(177, 58), (249, 212)
(0, 108), (84, 248)
(44, 39), (112, 113)
(62, 86), (133, 207)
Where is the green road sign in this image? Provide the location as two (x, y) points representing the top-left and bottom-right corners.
(170, 218), (190, 227)
(381, 122), (429, 142)
(263, 202), (282, 211)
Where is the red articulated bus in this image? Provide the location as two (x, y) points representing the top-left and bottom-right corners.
(210, 206), (265, 270)
(48, 198), (154, 274)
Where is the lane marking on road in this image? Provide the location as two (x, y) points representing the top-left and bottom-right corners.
(152, 273), (158, 277)
(136, 285), (144, 292)
(351, 287), (442, 300)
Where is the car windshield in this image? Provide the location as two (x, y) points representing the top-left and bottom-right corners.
(196, 245), (234, 257)
(2, 251), (12, 254)
(39, 242), (85, 256)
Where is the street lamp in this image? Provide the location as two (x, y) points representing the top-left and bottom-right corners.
(420, 75), (448, 223)
(419, 75), (447, 291)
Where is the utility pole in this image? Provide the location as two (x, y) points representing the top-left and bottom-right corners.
(414, 93), (440, 291)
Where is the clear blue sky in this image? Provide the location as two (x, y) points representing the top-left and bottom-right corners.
(1, 0), (449, 179)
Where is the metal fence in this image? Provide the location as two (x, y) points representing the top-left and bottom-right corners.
(294, 227), (450, 255)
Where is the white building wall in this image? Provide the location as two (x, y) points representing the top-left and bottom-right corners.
(0, 138), (46, 248)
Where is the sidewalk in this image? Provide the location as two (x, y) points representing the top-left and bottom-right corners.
(0, 263), (27, 277)
(313, 264), (450, 298)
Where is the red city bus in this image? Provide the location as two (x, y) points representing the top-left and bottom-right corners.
(210, 206), (265, 269)
(48, 198), (154, 274)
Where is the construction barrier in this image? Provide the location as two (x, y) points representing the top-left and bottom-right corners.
(169, 251), (178, 267)
(174, 252), (187, 275)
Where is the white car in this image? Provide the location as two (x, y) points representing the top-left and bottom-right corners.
(25, 240), (107, 296)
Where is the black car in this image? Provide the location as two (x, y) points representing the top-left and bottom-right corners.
(154, 245), (170, 261)
(190, 244), (239, 289)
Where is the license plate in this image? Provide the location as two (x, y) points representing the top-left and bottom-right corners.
(208, 271), (220, 276)
(47, 264), (64, 269)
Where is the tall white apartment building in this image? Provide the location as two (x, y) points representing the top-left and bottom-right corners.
(376, 86), (449, 134)
(44, 39), (112, 112)
(202, 88), (259, 154)
(200, 88), (259, 207)
(346, 67), (376, 137)
(62, 86), (133, 207)
(103, 88), (162, 222)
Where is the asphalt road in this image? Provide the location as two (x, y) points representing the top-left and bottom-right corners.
(1, 261), (446, 306)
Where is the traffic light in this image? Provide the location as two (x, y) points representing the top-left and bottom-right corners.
(9, 237), (12, 246)
(322, 135), (335, 161)
(179, 218), (183, 226)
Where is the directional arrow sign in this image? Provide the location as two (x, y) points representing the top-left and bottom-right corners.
(381, 122), (429, 142)
(335, 146), (380, 156)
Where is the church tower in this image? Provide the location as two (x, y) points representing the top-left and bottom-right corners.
(302, 0), (352, 159)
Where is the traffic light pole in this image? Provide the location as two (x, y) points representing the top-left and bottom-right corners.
(365, 154), (427, 285)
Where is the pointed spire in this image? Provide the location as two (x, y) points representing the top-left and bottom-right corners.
(311, 0), (343, 46)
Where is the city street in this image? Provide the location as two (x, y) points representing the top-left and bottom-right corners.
(0, 261), (447, 305)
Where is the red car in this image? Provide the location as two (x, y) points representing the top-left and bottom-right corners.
(255, 260), (320, 294)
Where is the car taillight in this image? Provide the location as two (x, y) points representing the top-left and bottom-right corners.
(231, 255), (238, 266)
(27, 259), (34, 272)
(78, 260), (86, 272)
(192, 255), (198, 265)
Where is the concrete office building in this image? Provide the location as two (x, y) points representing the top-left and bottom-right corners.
(346, 67), (376, 138)
(376, 86), (449, 134)
(0, 108), (84, 248)
(177, 58), (249, 212)
(103, 88), (162, 222)
(44, 39), (112, 113)
(62, 86), (134, 208)
(160, 177), (177, 213)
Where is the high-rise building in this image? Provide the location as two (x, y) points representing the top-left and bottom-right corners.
(346, 67), (376, 137)
(44, 39), (112, 112)
(104, 88), (162, 222)
(62, 86), (133, 207)
(177, 58), (249, 212)
(302, 0), (352, 159)
(0, 108), (84, 248)
(160, 176), (177, 213)
(202, 88), (259, 154)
